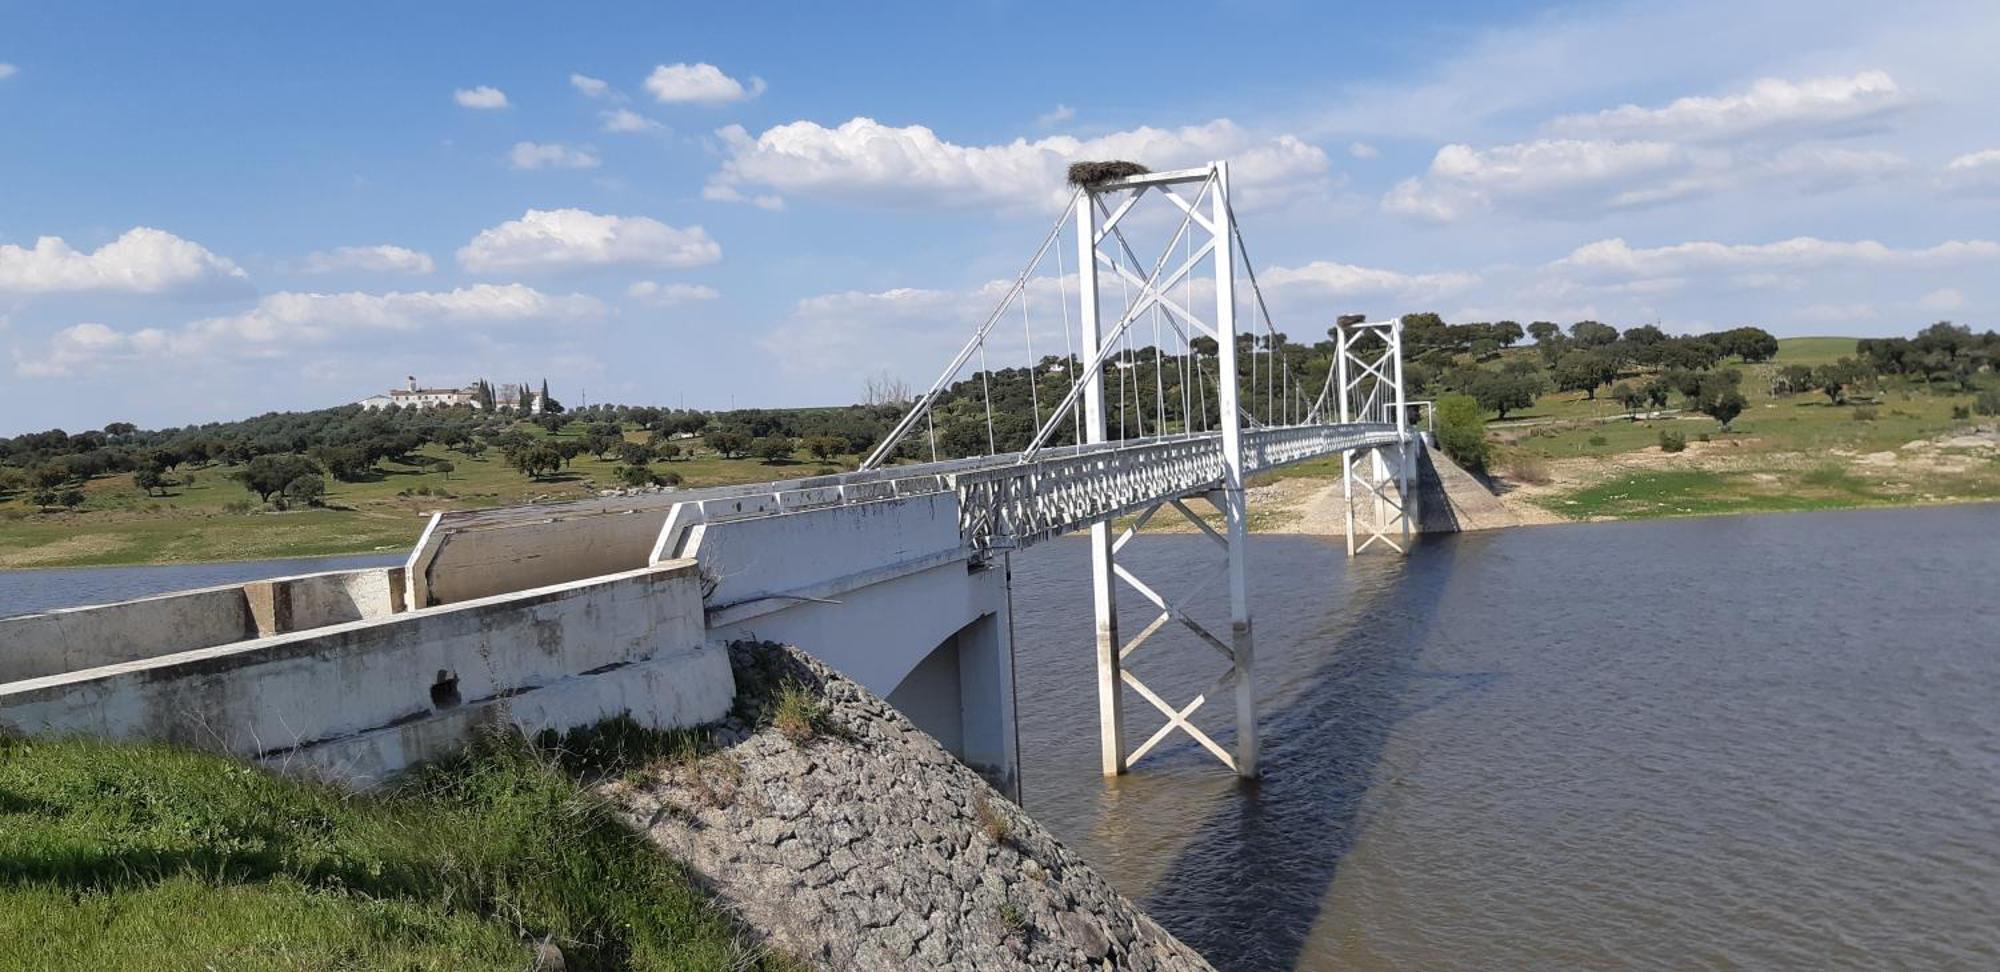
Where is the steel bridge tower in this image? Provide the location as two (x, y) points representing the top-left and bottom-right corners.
(1070, 162), (1262, 779)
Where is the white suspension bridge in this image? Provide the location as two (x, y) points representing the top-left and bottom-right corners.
(0, 159), (1434, 796)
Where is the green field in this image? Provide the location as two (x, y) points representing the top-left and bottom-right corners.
(0, 425), (848, 568)
(1494, 338), (2000, 520)
(0, 728), (790, 971)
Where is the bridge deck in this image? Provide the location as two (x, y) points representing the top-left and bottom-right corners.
(404, 422), (1409, 604)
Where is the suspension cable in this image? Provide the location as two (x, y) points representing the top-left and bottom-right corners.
(861, 186), (1082, 469)
(1021, 263), (1041, 432)
(1054, 221), (1082, 450)
(978, 340), (996, 454)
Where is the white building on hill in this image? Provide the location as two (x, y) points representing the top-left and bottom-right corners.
(357, 377), (544, 412)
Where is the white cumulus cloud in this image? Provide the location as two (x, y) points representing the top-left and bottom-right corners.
(0, 227), (248, 297)
(458, 208), (721, 274)
(0, 63), (17, 81)
(1918, 287), (1966, 312)
(1549, 71), (1908, 142)
(14, 284), (604, 376)
(1940, 149), (2000, 196)
(628, 281), (720, 305)
(1262, 261), (1479, 302)
(706, 116), (1330, 210)
(570, 73), (610, 98)
(1384, 139), (1708, 221)
(645, 63), (765, 104)
(601, 108), (663, 133)
(508, 141), (601, 170)
(302, 244), (436, 275)
(1555, 236), (2000, 278)
(453, 85), (510, 109)
(14, 322), (172, 377)
(1036, 104), (1076, 128)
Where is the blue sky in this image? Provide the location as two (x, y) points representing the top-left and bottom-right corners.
(3, 0), (1997, 434)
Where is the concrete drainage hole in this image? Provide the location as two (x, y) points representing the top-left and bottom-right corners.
(430, 670), (462, 709)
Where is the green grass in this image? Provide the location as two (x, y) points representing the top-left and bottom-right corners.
(0, 728), (787, 972)
(1541, 469), (1888, 519)
(0, 429), (850, 568)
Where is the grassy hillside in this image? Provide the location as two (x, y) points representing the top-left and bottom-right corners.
(1489, 337), (2000, 520)
(0, 424), (847, 568)
(0, 729), (789, 971)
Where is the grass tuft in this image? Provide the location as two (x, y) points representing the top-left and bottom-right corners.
(975, 795), (1012, 845)
(769, 681), (827, 746)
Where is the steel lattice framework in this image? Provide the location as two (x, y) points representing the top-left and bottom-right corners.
(411, 159), (1426, 782)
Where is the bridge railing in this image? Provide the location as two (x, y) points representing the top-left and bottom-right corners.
(953, 423), (1404, 552)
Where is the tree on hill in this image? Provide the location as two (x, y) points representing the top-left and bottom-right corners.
(1434, 394), (1489, 472)
(704, 429), (750, 459)
(583, 432), (622, 460)
(616, 441), (654, 467)
(1691, 370), (1747, 429)
(1553, 350), (1618, 399)
(538, 378), (563, 414)
(1717, 326), (1779, 362)
(279, 473), (326, 510)
(509, 444), (564, 480)
(133, 468), (168, 496)
(1774, 364), (1817, 396)
(1612, 383), (1647, 420)
(1526, 321), (1561, 344)
(1465, 369), (1541, 419)
(1568, 320), (1619, 348)
(236, 455), (321, 504)
(803, 435), (847, 463)
(750, 436), (795, 463)
(1814, 358), (1868, 404)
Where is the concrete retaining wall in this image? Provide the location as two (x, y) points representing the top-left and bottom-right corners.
(0, 562), (732, 787)
(0, 566), (407, 685)
(412, 509), (669, 607)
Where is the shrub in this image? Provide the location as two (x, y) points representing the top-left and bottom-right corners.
(1851, 407), (1878, 422)
(1659, 430), (1687, 453)
(1953, 405), (1972, 420)
(1504, 454), (1550, 485)
(1975, 389), (2000, 417)
(1433, 393), (1490, 472)
(1587, 435), (1608, 447)
(1697, 433), (1711, 442)
(614, 465), (657, 488)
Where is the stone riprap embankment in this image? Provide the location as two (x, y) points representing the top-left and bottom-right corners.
(601, 643), (1215, 972)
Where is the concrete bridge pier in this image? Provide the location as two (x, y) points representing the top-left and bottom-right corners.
(672, 492), (1024, 799)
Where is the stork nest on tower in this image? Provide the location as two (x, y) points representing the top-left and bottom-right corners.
(1066, 160), (1151, 186)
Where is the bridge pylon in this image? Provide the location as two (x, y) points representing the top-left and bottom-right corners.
(1335, 316), (1419, 554)
(1066, 161), (1260, 779)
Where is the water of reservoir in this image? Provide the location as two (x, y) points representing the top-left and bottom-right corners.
(3, 507), (1995, 969)
(1008, 505), (2000, 970)
(0, 554), (401, 618)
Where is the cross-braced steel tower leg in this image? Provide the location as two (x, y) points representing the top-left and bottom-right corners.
(1076, 191), (1126, 776)
(1211, 164), (1259, 779)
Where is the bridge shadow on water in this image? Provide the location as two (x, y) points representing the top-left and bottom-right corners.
(1135, 533), (1504, 972)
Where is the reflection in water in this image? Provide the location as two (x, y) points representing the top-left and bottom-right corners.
(1010, 506), (2000, 970)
